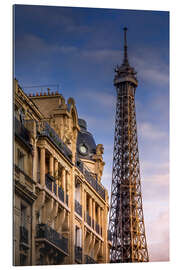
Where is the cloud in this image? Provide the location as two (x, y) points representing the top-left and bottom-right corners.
(131, 49), (169, 86)
(138, 122), (167, 140)
(79, 89), (116, 108)
(146, 211), (169, 261)
(80, 49), (121, 62)
(15, 34), (78, 55)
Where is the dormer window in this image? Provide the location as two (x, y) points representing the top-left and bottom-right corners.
(18, 149), (25, 170)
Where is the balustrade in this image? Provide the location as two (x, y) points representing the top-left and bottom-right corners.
(76, 161), (105, 200)
(36, 223), (68, 254)
(37, 121), (72, 162)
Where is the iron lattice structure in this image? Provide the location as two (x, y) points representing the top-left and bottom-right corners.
(108, 28), (149, 263)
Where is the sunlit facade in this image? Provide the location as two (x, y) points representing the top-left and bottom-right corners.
(13, 79), (111, 266)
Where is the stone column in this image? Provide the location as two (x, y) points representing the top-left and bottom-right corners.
(54, 159), (59, 194)
(62, 167), (66, 202)
(49, 155), (54, 192)
(81, 184), (85, 263)
(97, 206), (100, 226)
(66, 171), (70, 194)
(40, 147), (45, 186)
(49, 155), (54, 176)
(101, 208), (103, 237)
(84, 191), (87, 222)
(66, 171), (70, 206)
(32, 140), (38, 182)
(93, 200), (96, 230)
(89, 196), (92, 226)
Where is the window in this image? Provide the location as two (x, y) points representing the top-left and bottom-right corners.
(75, 179), (81, 202)
(21, 204), (27, 228)
(20, 254), (27, 266)
(75, 226), (82, 247)
(19, 108), (25, 124)
(18, 149), (24, 170)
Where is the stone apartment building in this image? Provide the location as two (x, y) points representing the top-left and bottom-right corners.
(13, 78), (112, 266)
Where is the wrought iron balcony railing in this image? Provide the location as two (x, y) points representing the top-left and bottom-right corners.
(54, 182), (57, 195)
(44, 174), (68, 205)
(75, 200), (82, 217)
(76, 161), (105, 200)
(36, 224), (68, 254)
(37, 121), (72, 162)
(75, 246), (82, 263)
(85, 254), (96, 264)
(20, 226), (28, 245)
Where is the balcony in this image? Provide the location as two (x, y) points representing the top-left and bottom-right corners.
(75, 246), (82, 263)
(85, 255), (96, 264)
(37, 121), (72, 162)
(36, 224), (68, 254)
(75, 200), (82, 217)
(44, 174), (68, 205)
(76, 161), (105, 200)
(53, 182), (57, 195)
(14, 117), (32, 151)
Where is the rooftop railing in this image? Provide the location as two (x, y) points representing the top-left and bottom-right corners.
(76, 161), (105, 200)
(36, 223), (68, 254)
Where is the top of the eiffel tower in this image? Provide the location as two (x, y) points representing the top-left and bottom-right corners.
(114, 27), (138, 86)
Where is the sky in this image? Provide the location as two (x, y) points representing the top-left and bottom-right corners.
(14, 4), (169, 262)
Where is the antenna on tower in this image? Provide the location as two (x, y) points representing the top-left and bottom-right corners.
(123, 27), (129, 65)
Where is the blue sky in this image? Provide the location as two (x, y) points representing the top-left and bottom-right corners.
(14, 5), (169, 262)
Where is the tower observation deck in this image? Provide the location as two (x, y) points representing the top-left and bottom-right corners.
(108, 28), (149, 263)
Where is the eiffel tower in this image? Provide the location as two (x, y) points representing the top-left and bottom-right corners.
(108, 28), (149, 263)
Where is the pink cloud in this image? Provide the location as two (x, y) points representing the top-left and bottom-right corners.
(147, 211), (169, 261)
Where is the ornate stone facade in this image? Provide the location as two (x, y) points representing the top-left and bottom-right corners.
(13, 79), (111, 266)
